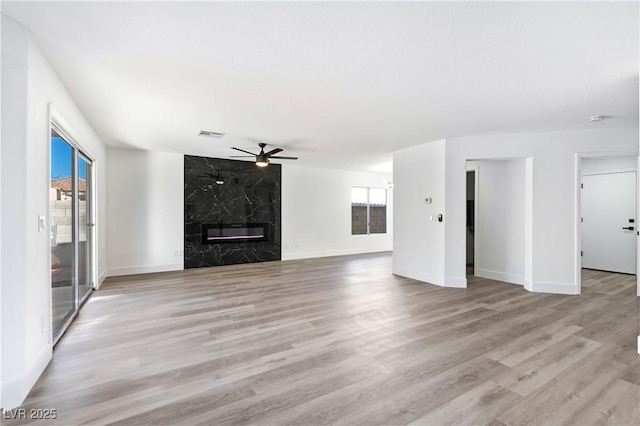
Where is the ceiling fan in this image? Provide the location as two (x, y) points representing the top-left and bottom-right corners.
(230, 142), (298, 167)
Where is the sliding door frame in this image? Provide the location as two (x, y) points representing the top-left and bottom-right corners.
(50, 116), (96, 345)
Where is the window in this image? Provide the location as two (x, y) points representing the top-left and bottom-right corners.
(352, 187), (387, 235)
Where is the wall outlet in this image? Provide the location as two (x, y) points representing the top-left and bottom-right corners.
(174, 249), (183, 257)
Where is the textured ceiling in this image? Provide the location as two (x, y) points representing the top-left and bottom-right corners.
(3, 1), (638, 172)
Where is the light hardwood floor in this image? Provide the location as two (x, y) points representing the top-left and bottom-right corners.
(5, 252), (639, 425)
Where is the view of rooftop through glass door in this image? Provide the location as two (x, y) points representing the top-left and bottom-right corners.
(51, 127), (93, 342)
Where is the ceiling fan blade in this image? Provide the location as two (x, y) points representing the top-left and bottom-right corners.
(264, 148), (283, 156)
(231, 147), (257, 156)
(229, 155), (255, 158)
(269, 156), (298, 160)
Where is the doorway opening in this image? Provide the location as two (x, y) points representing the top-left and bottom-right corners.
(466, 168), (476, 279)
(465, 159), (530, 287)
(578, 154), (638, 296)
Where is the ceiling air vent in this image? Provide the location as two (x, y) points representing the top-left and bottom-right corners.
(198, 130), (225, 138)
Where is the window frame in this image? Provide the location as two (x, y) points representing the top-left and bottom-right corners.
(351, 186), (388, 236)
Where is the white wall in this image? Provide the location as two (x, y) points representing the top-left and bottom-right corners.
(392, 140), (448, 286)
(1, 15), (107, 409)
(104, 158), (391, 270)
(473, 159), (526, 285)
(444, 128), (638, 295)
(281, 164), (392, 260)
(1, 15), (28, 410)
(106, 148), (184, 276)
(0, 13), (5, 409)
(581, 156), (637, 175)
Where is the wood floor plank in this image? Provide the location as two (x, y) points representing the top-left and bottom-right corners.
(5, 254), (638, 426)
(485, 322), (583, 367)
(496, 343), (632, 426)
(259, 355), (508, 425)
(491, 335), (602, 397)
(620, 356), (640, 385)
(408, 380), (522, 426)
(569, 379), (640, 426)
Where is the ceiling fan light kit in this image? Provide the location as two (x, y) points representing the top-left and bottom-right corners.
(230, 142), (298, 167)
(196, 171), (227, 185)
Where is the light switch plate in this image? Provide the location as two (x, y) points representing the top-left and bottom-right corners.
(38, 215), (46, 232)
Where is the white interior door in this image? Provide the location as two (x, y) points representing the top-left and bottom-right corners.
(582, 171), (637, 274)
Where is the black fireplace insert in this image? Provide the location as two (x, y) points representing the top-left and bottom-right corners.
(201, 223), (269, 244)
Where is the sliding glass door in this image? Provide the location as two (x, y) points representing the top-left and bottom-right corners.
(50, 125), (94, 342)
(50, 132), (75, 336)
(77, 154), (93, 301)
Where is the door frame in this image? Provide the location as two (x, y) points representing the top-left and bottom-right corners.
(575, 151), (639, 296)
(465, 163), (479, 276)
(465, 158), (532, 289)
(49, 106), (97, 344)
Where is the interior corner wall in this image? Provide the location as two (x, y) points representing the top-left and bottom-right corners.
(105, 148), (184, 276)
(444, 128), (639, 295)
(1, 15), (107, 409)
(473, 159), (526, 285)
(281, 165), (393, 260)
(392, 139), (447, 286)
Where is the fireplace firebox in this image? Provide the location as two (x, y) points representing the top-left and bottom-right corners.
(201, 223), (269, 244)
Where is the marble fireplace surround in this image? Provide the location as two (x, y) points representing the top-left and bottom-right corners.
(184, 155), (281, 268)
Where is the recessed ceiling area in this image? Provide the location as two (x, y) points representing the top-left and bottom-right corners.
(2, 1), (638, 172)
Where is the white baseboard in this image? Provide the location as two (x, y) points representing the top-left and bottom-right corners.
(444, 276), (467, 288)
(106, 263), (183, 277)
(476, 268), (524, 285)
(392, 265), (445, 286)
(282, 247), (392, 261)
(530, 280), (579, 295)
(1, 344), (52, 409)
(96, 269), (107, 290)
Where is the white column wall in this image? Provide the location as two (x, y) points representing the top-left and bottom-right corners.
(392, 139), (449, 286)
